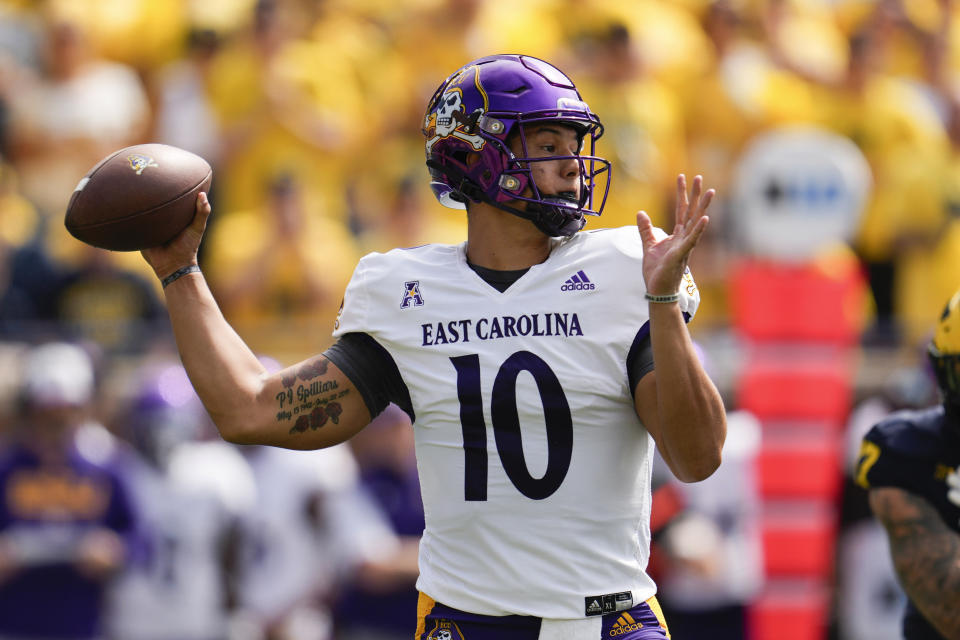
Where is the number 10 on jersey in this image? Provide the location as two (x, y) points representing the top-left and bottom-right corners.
(450, 351), (573, 501)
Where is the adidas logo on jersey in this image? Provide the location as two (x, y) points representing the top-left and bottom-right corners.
(561, 270), (595, 291)
(609, 612), (643, 636)
(586, 599), (603, 615)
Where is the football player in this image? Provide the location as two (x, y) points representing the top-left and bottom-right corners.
(140, 54), (727, 638)
(856, 289), (960, 640)
(104, 363), (255, 640)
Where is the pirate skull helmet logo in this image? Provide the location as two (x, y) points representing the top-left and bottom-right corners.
(435, 90), (463, 137)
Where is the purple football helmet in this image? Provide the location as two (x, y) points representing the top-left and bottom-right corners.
(423, 54), (611, 237)
(125, 364), (205, 469)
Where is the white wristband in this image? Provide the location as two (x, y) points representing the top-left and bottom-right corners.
(644, 291), (680, 304)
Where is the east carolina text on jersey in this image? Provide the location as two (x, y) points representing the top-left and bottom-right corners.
(421, 312), (584, 346)
(333, 226), (699, 619)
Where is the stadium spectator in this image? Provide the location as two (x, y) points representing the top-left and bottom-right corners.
(0, 160), (49, 337)
(0, 341), (134, 640)
(233, 442), (406, 640)
(683, 0), (759, 193)
(104, 362), (256, 640)
(352, 176), (466, 256)
(571, 19), (688, 231)
(46, 243), (169, 354)
(203, 0), (360, 221)
(150, 27), (225, 186)
(333, 404), (424, 640)
(653, 410), (763, 640)
(390, 0), (560, 105)
(882, 84), (960, 347)
(4, 11), (149, 219)
(202, 172), (360, 356)
(0, 9), (162, 347)
(815, 9), (950, 346)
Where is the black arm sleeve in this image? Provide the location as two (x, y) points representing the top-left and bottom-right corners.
(323, 332), (415, 422)
(627, 327), (655, 397)
(626, 310), (695, 397)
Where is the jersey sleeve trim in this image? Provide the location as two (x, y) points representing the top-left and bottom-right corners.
(627, 323), (654, 396)
(323, 332), (415, 422)
(626, 311), (692, 397)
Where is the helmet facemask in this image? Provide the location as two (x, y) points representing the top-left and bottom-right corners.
(495, 116), (610, 237)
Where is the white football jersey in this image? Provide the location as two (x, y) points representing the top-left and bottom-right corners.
(333, 226), (699, 619)
(236, 445), (399, 621)
(106, 441), (255, 640)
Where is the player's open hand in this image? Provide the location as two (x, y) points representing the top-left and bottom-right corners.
(141, 192), (212, 281)
(636, 174), (713, 297)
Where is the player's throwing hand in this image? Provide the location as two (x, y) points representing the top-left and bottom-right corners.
(636, 174), (714, 298)
(141, 192), (212, 283)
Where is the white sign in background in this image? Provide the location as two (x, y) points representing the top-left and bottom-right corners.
(731, 126), (872, 262)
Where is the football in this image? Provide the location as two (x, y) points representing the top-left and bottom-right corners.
(64, 143), (212, 251)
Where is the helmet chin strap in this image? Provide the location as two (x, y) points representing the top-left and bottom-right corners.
(426, 158), (586, 237)
(518, 196), (586, 237)
(476, 196), (584, 237)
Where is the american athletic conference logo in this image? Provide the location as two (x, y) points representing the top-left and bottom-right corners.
(400, 281), (424, 309)
(561, 270), (595, 292)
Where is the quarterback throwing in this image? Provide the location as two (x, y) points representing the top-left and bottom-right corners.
(141, 54), (726, 639)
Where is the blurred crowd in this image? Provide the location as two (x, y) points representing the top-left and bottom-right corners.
(0, 0), (956, 354)
(0, 341), (423, 640)
(0, 0), (959, 639)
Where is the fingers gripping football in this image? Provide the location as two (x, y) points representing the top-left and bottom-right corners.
(141, 191), (212, 281)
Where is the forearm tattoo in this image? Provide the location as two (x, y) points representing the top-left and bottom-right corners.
(872, 488), (960, 638)
(273, 357), (350, 435)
